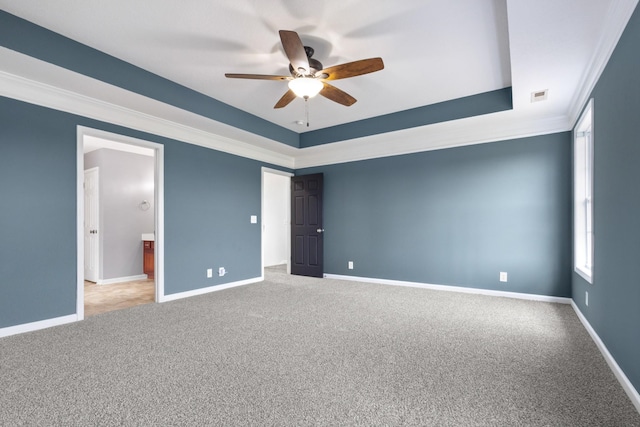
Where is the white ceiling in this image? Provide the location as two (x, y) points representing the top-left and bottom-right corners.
(0, 0), (637, 165)
(0, 0), (512, 132)
(84, 135), (154, 156)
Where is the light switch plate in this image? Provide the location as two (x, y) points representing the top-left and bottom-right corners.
(250, 215), (257, 224)
(499, 272), (508, 282)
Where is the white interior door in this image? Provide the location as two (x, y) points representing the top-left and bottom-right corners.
(84, 167), (99, 282)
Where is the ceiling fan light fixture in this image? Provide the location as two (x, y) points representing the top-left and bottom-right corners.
(288, 77), (323, 98)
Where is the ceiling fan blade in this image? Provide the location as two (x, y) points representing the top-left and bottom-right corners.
(274, 89), (297, 109)
(319, 82), (357, 106)
(279, 30), (310, 75)
(225, 73), (290, 80)
(317, 58), (384, 81)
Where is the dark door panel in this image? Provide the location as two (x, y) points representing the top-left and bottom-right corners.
(291, 174), (323, 277)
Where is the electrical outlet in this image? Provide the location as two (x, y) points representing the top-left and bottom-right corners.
(207, 268), (213, 278)
(218, 267), (226, 277)
(499, 272), (508, 282)
(348, 261), (354, 270)
(586, 291), (589, 307)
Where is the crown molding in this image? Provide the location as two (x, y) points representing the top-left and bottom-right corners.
(294, 111), (571, 169)
(0, 47), (576, 172)
(0, 64), (296, 169)
(567, 0), (639, 126)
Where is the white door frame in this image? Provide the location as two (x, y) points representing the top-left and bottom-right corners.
(261, 167), (293, 276)
(76, 126), (165, 320)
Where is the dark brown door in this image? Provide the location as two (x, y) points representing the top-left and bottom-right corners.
(291, 173), (323, 277)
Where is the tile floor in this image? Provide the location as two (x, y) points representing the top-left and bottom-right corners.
(84, 279), (155, 317)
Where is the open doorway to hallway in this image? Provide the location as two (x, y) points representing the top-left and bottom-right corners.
(77, 127), (165, 318)
(262, 168), (292, 275)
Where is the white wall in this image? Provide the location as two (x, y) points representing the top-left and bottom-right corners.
(263, 172), (290, 267)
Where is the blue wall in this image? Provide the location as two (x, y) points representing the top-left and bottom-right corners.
(0, 96), (276, 328)
(0, 100), (77, 326)
(300, 88), (513, 147)
(299, 133), (572, 297)
(164, 141), (263, 293)
(572, 4), (640, 393)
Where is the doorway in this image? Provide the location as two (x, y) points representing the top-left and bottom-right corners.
(262, 168), (293, 275)
(76, 127), (165, 319)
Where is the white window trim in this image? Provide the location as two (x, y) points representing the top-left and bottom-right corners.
(574, 99), (594, 283)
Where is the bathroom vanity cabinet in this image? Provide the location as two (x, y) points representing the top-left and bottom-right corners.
(143, 240), (154, 279)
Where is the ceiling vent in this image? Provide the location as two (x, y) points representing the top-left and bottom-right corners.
(531, 89), (548, 103)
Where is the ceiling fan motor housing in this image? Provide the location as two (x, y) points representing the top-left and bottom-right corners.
(289, 46), (323, 76)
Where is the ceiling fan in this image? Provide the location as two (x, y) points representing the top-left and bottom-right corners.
(225, 30), (384, 111)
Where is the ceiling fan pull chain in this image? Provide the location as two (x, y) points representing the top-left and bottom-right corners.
(304, 95), (310, 127)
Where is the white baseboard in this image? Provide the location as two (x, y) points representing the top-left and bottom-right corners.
(159, 276), (263, 303)
(96, 274), (148, 285)
(324, 274), (572, 304)
(264, 262), (288, 267)
(571, 301), (640, 413)
(0, 314), (77, 339)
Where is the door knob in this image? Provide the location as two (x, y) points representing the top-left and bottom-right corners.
(316, 228), (325, 233)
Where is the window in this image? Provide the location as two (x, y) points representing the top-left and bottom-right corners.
(574, 99), (594, 283)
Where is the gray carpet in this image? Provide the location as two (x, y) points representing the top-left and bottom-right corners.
(1, 266), (638, 426)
